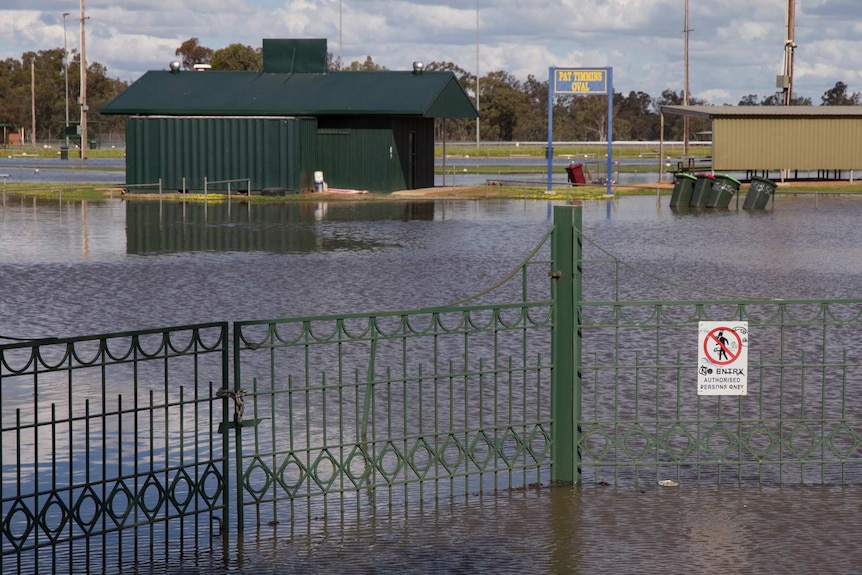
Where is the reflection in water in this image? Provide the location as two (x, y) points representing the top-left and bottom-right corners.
(199, 484), (862, 574)
(125, 200), (435, 254)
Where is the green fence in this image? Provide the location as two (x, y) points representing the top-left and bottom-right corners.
(577, 299), (862, 486)
(5, 205), (862, 572)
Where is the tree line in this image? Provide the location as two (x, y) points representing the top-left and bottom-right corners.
(2, 37), (859, 144)
(0, 48), (128, 142)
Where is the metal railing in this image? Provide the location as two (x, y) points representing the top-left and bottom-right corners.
(203, 177), (252, 200)
(571, 210), (862, 487)
(575, 298), (862, 487)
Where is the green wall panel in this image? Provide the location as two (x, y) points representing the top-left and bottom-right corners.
(125, 117), (317, 192)
(314, 116), (434, 193)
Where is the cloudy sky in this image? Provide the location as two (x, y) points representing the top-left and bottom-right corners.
(1, 0), (860, 105)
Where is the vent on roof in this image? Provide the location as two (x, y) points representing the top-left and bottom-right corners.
(193, 64), (212, 72)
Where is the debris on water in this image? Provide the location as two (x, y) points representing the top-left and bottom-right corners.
(658, 479), (679, 487)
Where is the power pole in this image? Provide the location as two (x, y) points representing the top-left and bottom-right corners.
(782, 0), (796, 105)
(31, 61), (36, 148)
(475, 0), (480, 146)
(80, 0), (88, 160)
(683, 0), (691, 156)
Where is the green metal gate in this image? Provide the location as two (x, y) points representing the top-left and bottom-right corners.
(230, 227), (558, 536)
(0, 324), (230, 574)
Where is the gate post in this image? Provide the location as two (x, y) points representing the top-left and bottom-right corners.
(551, 205), (582, 483)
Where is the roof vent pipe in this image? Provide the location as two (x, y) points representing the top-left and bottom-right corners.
(169, 61), (181, 73)
(412, 61), (424, 75)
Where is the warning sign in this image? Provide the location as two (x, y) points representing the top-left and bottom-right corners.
(697, 321), (748, 395)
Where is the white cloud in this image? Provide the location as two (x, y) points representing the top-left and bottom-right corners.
(0, 0), (859, 103)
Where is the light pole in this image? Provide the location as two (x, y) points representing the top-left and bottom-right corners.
(63, 12), (70, 150)
(79, 0), (88, 160)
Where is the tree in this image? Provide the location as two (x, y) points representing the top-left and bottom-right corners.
(654, 89), (710, 141)
(343, 56), (387, 71)
(478, 71), (529, 141)
(175, 38), (212, 70)
(211, 44), (261, 71)
(0, 48), (126, 141)
(821, 81), (861, 105)
(513, 75), (548, 141)
(326, 53), (343, 71)
(739, 92), (810, 106)
(615, 91), (657, 140)
(569, 94), (612, 141)
(84, 60), (129, 136)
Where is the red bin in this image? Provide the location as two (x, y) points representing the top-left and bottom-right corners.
(566, 162), (586, 185)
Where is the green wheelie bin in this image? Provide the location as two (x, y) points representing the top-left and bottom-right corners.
(670, 173), (697, 207)
(743, 176), (777, 209)
(706, 174), (741, 208)
(689, 173), (715, 208)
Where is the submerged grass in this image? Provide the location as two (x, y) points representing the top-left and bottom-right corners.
(4, 181), (862, 203)
(1, 183), (120, 200)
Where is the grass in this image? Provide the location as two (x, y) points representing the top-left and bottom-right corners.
(0, 183), (119, 200)
(4, 180), (862, 203)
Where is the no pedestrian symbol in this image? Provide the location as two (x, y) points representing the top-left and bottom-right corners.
(697, 321), (748, 396)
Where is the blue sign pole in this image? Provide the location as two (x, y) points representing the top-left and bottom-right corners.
(606, 67), (613, 196)
(547, 66), (554, 194)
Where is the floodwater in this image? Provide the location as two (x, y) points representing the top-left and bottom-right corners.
(0, 156), (123, 185)
(0, 155), (667, 188)
(3, 192), (862, 573)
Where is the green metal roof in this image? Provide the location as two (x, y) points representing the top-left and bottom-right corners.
(101, 70), (478, 119)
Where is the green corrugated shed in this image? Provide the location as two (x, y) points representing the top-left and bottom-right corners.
(125, 116), (318, 192)
(102, 38), (478, 193)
